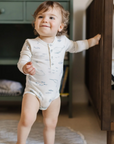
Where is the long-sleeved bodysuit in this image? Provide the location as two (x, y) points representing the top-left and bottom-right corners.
(17, 35), (89, 110)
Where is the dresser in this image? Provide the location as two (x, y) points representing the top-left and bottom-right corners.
(0, 0), (73, 117)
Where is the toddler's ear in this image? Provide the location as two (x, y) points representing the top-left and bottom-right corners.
(58, 23), (64, 32)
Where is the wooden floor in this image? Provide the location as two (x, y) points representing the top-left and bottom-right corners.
(0, 103), (106, 144)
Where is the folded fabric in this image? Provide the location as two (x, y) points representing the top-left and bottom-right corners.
(0, 79), (23, 91)
(0, 79), (23, 96)
(0, 89), (23, 96)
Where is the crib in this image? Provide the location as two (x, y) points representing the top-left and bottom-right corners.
(85, 0), (114, 143)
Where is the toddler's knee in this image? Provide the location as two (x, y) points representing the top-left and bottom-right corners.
(20, 113), (36, 127)
(44, 118), (58, 130)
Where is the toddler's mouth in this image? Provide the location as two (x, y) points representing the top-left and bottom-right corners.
(41, 25), (50, 28)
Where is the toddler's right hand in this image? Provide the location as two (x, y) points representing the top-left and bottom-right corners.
(23, 62), (35, 75)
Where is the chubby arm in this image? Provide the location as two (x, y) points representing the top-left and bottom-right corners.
(65, 34), (101, 53)
(17, 40), (35, 75)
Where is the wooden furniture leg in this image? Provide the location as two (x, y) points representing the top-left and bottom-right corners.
(107, 131), (114, 144)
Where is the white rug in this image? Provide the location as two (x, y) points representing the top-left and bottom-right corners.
(0, 120), (87, 144)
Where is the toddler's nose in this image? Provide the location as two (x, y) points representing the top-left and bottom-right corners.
(42, 17), (48, 23)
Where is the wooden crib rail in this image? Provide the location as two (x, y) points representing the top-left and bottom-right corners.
(85, 0), (113, 131)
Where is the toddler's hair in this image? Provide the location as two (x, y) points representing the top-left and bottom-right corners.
(32, 1), (70, 36)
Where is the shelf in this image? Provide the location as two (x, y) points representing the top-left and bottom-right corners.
(0, 96), (22, 101)
(64, 60), (69, 65)
(0, 59), (69, 65)
(0, 93), (69, 102)
(0, 59), (18, 65)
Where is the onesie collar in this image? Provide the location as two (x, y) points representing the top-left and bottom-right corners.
(36, 37), (57, 47)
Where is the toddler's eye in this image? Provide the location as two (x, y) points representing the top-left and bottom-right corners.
(38, 16), (43, 18)
(50, 17), (55, 20)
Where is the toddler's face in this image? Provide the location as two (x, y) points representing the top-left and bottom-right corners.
(34, 7), (64, 38)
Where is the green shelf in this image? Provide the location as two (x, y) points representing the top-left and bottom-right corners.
(0, 59), (18, 65)
(0, 96), (22, 101)
(0, 59), (69, 65)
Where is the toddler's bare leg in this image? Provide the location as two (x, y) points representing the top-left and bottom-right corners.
(42, 97), (61, 144)
(16, 93), (40, 144)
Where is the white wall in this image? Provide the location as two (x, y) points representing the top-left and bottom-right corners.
(72, 0), (92, 104)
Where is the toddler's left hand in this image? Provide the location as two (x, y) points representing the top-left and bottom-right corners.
(88, 34), (101, 47)
(93, 34), (101, 45)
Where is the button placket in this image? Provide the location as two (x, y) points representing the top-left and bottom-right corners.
(50, 48), (53, 67)
(50, 45), (55, 69)
(48, 44), (54, 68)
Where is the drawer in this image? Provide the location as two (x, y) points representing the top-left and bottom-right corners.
(26, 2), (69, 21)
(26, 2), (42, 21)
(0, 2), (23, 21)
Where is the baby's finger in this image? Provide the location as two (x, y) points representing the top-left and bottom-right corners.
(96, 34), (101, 40)
(26, 66), (34, 73)
(96, 41), (99, 45)
(27, 61), (32, 65)
(29, 68), (35, 75)
(98, 35), (101, 40)
(26, 62), (33, 68)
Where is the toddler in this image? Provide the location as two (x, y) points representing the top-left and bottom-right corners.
(17, 1), (101, 144)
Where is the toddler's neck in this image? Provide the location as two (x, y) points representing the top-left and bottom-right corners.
(39, 36), (55, 43)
